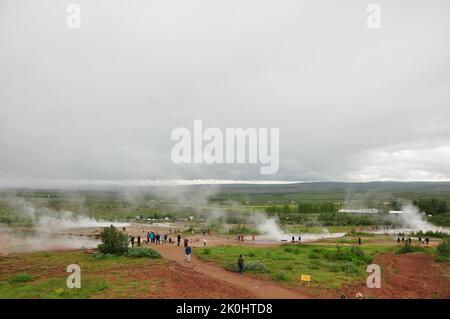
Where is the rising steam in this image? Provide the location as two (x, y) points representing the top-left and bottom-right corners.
(0, 197), (129, 254)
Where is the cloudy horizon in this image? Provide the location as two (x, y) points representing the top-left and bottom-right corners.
(1, 0), (450, 187)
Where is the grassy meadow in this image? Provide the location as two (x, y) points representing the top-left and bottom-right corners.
(196, 243), (397, 290)
(0, 250), (164, 299)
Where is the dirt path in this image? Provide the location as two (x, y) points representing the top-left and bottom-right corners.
(342, 253), (450, 299)
(154, 244), (310, 299)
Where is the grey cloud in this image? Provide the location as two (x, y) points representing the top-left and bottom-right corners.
(1, 0), (450, 185)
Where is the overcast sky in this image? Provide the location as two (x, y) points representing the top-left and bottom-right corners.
(1, 0), (450, 187)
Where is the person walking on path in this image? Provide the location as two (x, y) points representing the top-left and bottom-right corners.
(185, 245), (192, 263)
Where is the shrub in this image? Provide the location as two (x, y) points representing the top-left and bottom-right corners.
(396, 243), (424, 254)
(98, 225), (129, 255)
(283, 264), (294, 270)
(202, 248), (211, 255)
(91, 252), (115, 259)
(272, 271), (289, 282)
(284, 247), (293, 253)
(328, 264), (340, 272)
(330, 246), (353, 262)
(226, 260), (270, 273)
(126, 247), (161, 259)
(308, 252), (321, 259)
(350, 246), (364, 257)
(436, 238), (450, 262)
(340, 263), (364, 275)
(8, 273), (34, 284)
(245, 261), (270, 273)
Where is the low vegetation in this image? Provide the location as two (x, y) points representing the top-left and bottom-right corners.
(196, 244), (393, 289)
(0, 251), (164, 298)
(436, 238), (450, 262)
(126, 247), (161, 259)
(396, 243), (426, 254)
(8, 274), (34, 284)
(98, 225), (129, 255)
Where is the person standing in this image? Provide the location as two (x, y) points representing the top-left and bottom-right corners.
(237, 254), (245, 275)
(358, 237), (362, 245)
(177, 234), (181, 246)
(137, 236), (141, 247)
(185, 245), (192, 263)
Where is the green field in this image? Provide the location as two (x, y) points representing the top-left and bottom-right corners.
(1, 182), (449, 227)
(0, 250), (164, 299)
(195, 244), (396, 290)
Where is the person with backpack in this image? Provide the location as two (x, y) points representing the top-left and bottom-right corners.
(237, 254), (244, 275)
(185, 245), (192, 263)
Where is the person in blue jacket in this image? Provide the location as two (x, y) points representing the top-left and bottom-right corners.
(185, 245), (192, 263)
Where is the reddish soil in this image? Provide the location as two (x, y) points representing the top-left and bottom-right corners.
(99, 261), (256, 299)
(0, 251), (254, 299)
(154, 244), (311, 299)
(342, 253), (450, 299)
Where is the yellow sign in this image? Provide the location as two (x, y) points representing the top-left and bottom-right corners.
(300, 274), (311, 283)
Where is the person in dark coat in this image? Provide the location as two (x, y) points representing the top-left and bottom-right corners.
(237, 255), (245, 275)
